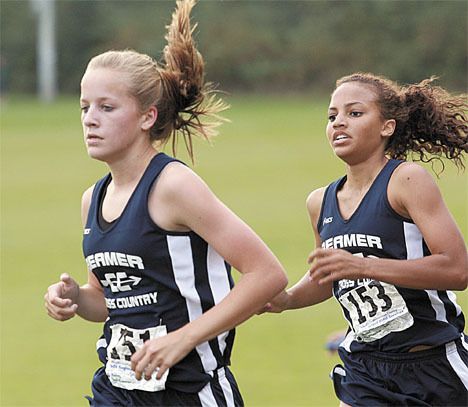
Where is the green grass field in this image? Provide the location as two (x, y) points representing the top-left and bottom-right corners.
(1, 95), (467, 406)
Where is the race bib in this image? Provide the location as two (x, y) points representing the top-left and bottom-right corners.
(106, 323), (169, 392)
(338, 281), (414, 342)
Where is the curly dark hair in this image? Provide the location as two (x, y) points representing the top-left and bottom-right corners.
(336, 73), (467, 171)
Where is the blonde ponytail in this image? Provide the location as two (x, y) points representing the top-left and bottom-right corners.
(154, 0), (228, 161)
(85, 0), (228, 163)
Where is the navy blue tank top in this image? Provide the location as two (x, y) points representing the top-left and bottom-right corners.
(318, 159), (465, 353)
(83, 153), (235, 392)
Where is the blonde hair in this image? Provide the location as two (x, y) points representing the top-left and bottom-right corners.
(86, 0), (227, 161)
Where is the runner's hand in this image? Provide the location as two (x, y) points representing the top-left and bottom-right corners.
(44, 273), (80, 321)
(131, 329), (193, 381)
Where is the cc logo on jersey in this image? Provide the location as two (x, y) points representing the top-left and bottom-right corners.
(100, 272), (142, 292)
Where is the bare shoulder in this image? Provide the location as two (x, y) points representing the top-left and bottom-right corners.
(155, 161), (208, 199)
(82, 185), (95, 202)
(81, 184), (95, 226)
(306, 187), (327, 235)
(392, 161), (434, 184)
(306, 187), (327, 217)
(389, 161), (441, 218)
(149, 161), (216, 231)
(390, 161), (438, 197)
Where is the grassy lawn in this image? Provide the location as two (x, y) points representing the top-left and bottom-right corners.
(1, 95), (466, 406)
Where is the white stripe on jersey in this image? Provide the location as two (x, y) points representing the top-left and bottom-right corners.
(403, 222), (450, 323)
(167, 235), (217, 372)
(403, 222), (423, 259)
(447, 290), (463, 316)
(218, 367), (235, 407)
(445, 341), (468, 389)
(96, 338), (107, 350)
(197, 367), (235, 407)
(207, 245), (231, 356)
(198, 381), (217, 406)
(461, 333), (468, 352)
(340, 330), (355, 352)
(425, 290), (448, 322)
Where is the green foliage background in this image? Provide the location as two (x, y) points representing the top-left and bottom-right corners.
(1, 95), (467, 406)
(1, 0), (467, 405)
(1, 0), (467, 94)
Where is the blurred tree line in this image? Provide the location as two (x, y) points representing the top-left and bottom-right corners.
(1, 0), (466, 96)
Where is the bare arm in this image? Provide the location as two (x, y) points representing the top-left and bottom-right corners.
(264, 187), (333, 313)
(44, 186), (108, 322)
(309, 163), (468, 290)
(132, 163), (288, 379)
(76, 187), (108, 321)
